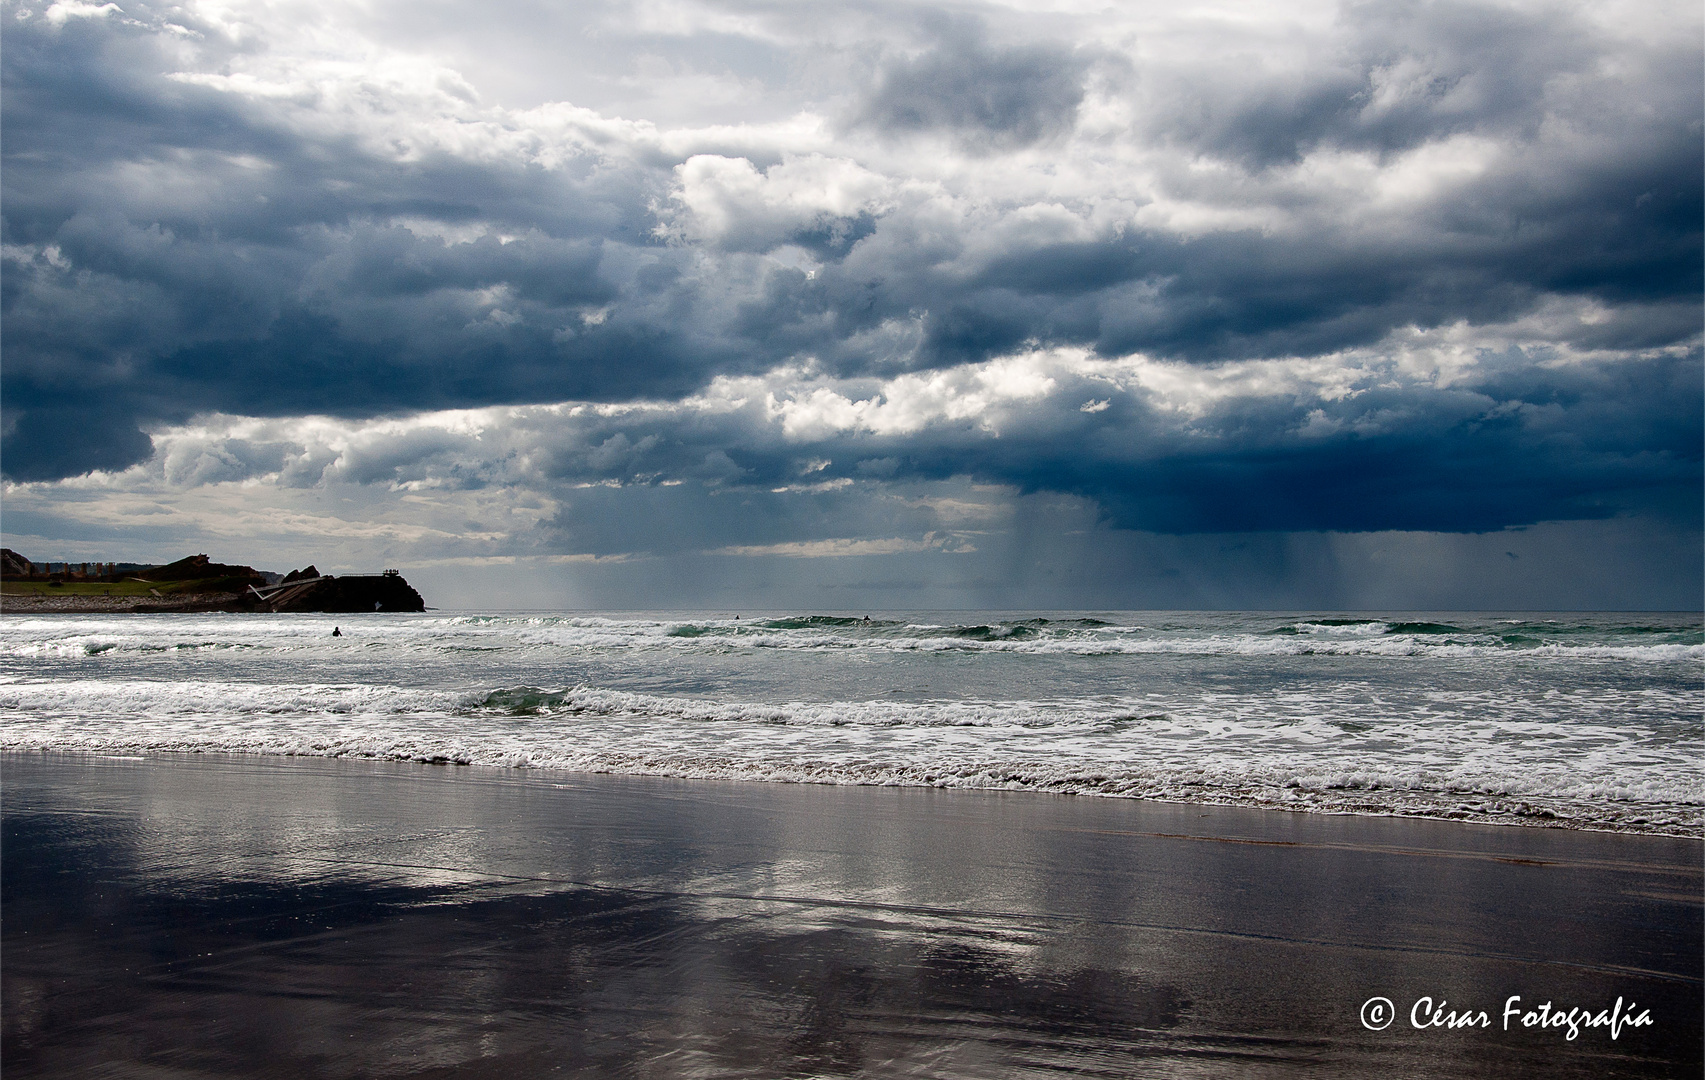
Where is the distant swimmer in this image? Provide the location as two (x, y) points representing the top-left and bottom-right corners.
(862, 615), (871, 623)
(331, 627), (341, 637)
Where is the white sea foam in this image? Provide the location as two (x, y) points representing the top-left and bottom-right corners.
(3, 611), (1699, 834)
(0, 612), (1698, 662)
(3, 678), (1699, 834)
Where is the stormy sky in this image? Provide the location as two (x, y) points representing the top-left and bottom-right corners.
(2, 0), (1699, 609)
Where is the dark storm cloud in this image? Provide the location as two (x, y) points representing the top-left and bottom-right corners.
(1, 0), (1698, 542)
(1014, 363), (1705, 535)
(726, 1), (1702, 372)
(0, 399), (155, 481)
(784, 352), (1705, 534)
(1148, 0), (1604, 169)
(0, 2), (715, 470)
(856, 25), (1090, 151)
(130, 342), (1697, 539)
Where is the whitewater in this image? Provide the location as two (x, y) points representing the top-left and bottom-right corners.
(2, 610), (1699, 834)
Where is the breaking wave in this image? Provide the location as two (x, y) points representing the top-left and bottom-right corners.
(3, 609), (1698, 835)
(3, 677), (1699, 835)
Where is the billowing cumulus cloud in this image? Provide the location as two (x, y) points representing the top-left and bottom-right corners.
(1, 0), (1699, 607)
(27, 328), (1697, 530)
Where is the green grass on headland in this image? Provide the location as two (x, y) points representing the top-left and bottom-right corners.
(0, 577), (257, 597)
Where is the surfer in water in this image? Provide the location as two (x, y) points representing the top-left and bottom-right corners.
(332, 627), (341, 637)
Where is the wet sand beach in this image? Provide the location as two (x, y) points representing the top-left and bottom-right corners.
(3, 752), (1700, 1078)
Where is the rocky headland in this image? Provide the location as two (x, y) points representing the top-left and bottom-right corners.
(0, 551), (426, 614)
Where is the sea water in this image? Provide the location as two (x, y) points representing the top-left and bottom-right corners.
(1, 610), (1699, 833)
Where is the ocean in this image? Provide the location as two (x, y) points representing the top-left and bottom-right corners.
(2, 610), (1699, 834)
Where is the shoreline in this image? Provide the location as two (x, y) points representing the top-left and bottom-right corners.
(3, 746), (1698, 839)
(5, 610), (1697, 847)
(4, 750), (1699, 1078)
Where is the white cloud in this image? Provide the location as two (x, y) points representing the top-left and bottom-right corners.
(3, 0), (1697, 608)
(661, 153), (894, 249)
(44, 1), (121, 26)
(710, 535), (964, 559)
(23, 307), (1683, 511)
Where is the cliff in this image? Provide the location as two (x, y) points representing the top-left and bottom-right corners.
(251, 571), (425, 613)
(0, 550), (427, 613)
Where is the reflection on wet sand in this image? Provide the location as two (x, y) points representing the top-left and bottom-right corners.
(3, 753), (1700, 1078)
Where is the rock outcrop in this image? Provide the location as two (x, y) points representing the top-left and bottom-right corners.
(0, 549), (35, 578)
(255, 570), (425, 613)
(0, 551), (427, 613)
(141, 554), (266, 585)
